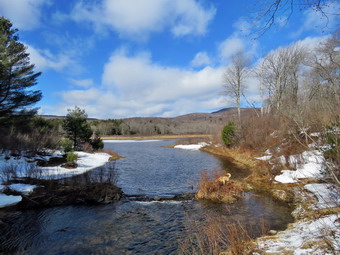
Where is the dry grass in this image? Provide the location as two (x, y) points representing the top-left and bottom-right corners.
(179, 213), (265, 255)
(99, 149), (125, 161)
(195, 170), (246, 203)
(0, 129), (60, 152)
(202, 145), (273, 180)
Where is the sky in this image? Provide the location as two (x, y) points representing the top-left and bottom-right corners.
(0, 0), (338, 119)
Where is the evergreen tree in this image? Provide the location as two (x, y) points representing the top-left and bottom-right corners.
(0, 17), (42, 123)
(63, 106), (93, 147)
(221, 121), (236, 147)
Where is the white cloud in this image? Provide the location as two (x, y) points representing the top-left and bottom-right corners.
(68, 78), (95, 88)
(61, 88), (102, 106)
(102, 50), (223, 103)
(0, 0), (48, 30)
(25, 43), (74, 72)
(218, 37), (245, 63)
(191, 51), (212, 67)
(217, 19), (259, 65)
(70, 0), (216, 39)
(47, 50), (227, 119)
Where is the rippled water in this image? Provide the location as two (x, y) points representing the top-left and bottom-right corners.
(105, 139), (230, 197)
(0, 140), (293, 254)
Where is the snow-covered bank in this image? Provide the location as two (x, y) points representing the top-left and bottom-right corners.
(174, 142), (208, 150)
(255, 214), (339, 254)
(252, 148), (339, 254)
(0, 151), (111, 180)
(255, 183), (340, 254)
(39, 151), (111, 179)
(272, 150), (326, 183)
(0, 151), (112, 208)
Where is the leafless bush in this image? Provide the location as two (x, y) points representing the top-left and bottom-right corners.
(0, 129), (60, 153)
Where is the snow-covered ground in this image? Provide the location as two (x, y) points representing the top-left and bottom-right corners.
(255, 214), (339, 255)
(174, 142), (208, 150)
(304, 183), (340, 210)
(255, 183), (340, 254)
(254, 148), (340, 254)
(259, 150), (326, 183)
(0, 151), (112, 208)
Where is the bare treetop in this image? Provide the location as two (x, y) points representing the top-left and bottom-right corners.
(251, 0), (339, 37)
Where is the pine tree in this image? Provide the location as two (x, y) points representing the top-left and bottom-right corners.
(63, 106), (93, 148)
(0, 17), (42, 123)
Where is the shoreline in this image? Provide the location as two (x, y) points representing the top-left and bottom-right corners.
(198, 143), (339, 254)
(101, 134), (212, 140)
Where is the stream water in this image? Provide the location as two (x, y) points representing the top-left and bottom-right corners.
(0, 140), (293, 254)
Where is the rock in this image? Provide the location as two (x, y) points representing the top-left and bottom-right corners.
(154, 197), (161, 201)
(268, 229), (278, 235)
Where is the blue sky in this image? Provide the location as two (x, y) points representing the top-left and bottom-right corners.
(0, 0), (338, 119)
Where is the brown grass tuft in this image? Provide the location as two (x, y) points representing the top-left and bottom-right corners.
(195, 170), (246, 203)
(100, 149), (125, 161)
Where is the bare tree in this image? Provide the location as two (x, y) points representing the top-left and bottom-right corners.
(251, 0), (338, 37)
(307, 31), (340, 105)
(223, 52), (251, 125)
(257, 44), (306, 112)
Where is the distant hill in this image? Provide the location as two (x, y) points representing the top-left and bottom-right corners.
(39, 115), (98, 121)
(211, 107), (237, 114)
(118, 108), (255, 135)
(40, 108), (258, 135)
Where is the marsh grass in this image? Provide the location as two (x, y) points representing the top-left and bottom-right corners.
(195, 170), (246, 203)
(179, 212), (267, 255)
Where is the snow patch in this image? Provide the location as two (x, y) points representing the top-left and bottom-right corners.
(304, 183), (340, 209)
(256, 155), (272, 161)
(0, 193), (22, 208)
(264, 149), (271, 155)
(8, 183), (38, 195)
(256, 215), (339, 255)
(274, 150), (325, 183)
(174, 142), (208, 150)
(39, 151), (111, 179)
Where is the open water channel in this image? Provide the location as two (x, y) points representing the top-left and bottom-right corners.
(0, 140), (293, 254)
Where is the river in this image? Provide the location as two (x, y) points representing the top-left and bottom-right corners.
(0, 140), (293, 254)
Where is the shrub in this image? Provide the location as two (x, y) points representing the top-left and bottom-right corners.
(66, 151), (78, 165)
(91, 132), (104, 150)
(59, 138), (73, 154)
(222, 121), (236, 147)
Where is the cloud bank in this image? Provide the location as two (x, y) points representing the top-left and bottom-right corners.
(70, 0), (216, 39)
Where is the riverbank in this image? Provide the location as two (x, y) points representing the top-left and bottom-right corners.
(198, 143), (339, 254)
